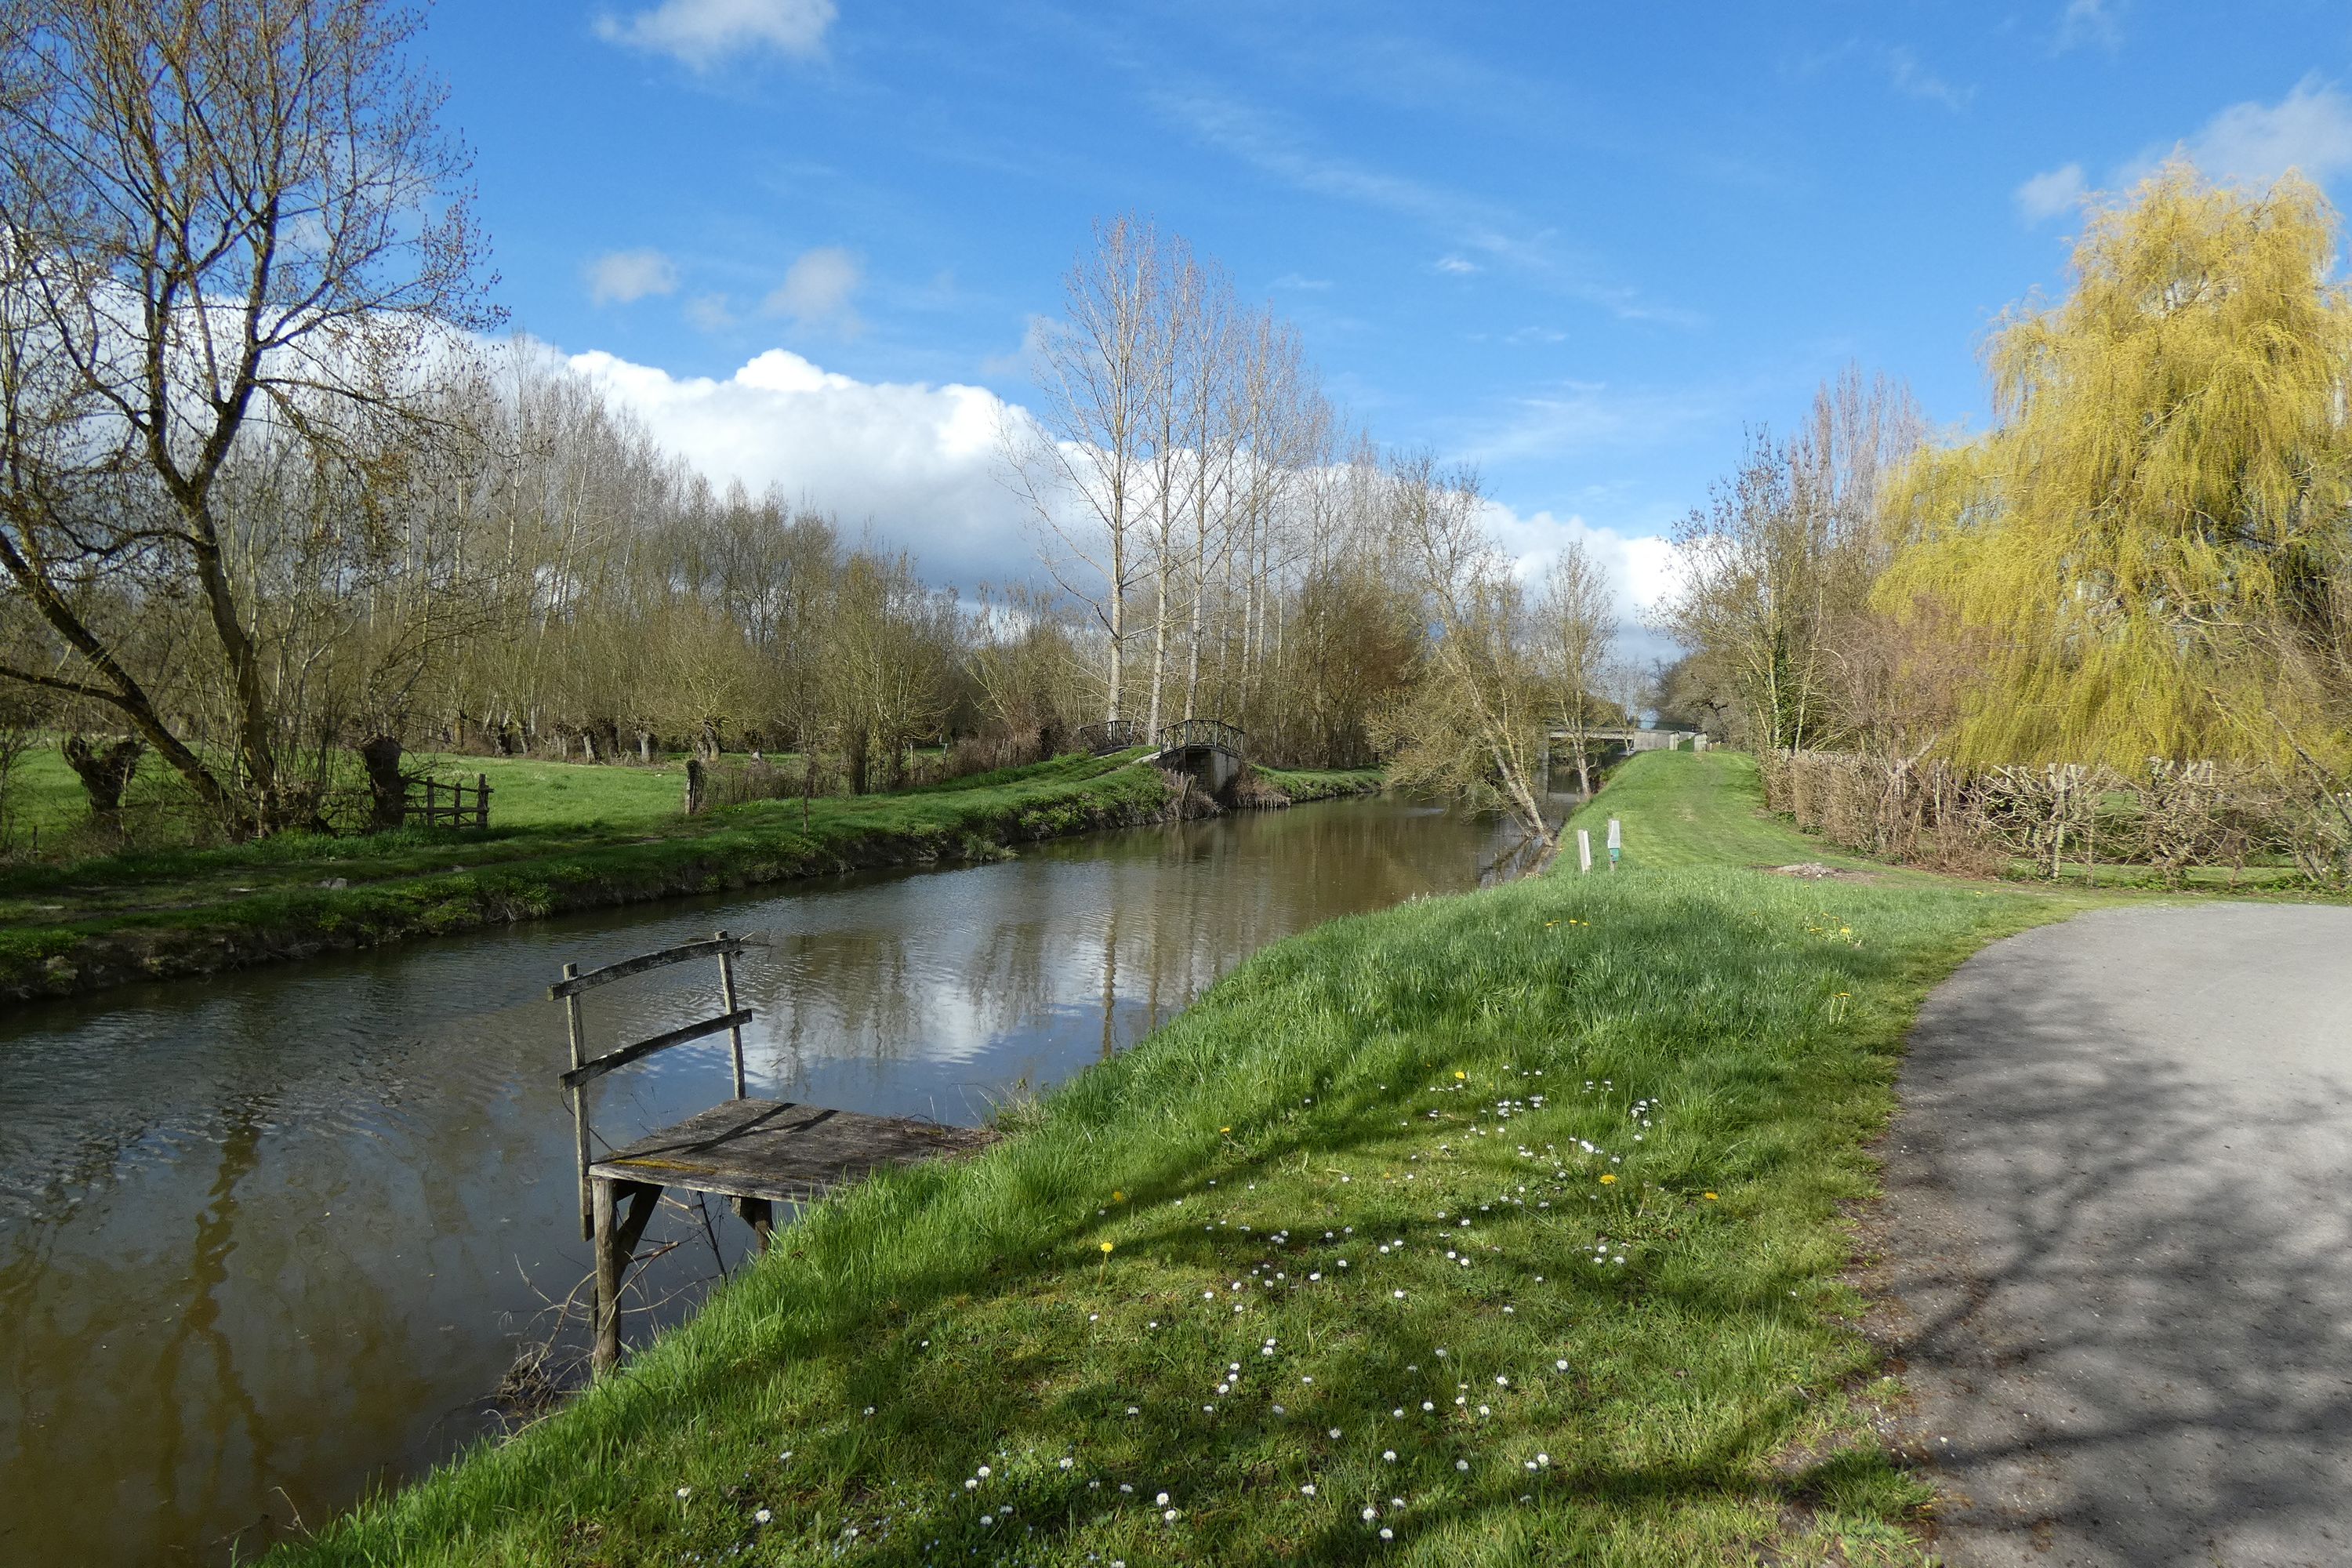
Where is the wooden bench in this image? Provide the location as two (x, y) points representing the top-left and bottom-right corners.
(553, 930), (993, 1374)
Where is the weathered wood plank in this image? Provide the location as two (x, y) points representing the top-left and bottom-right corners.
(549, 937), (752, 999)
(560, 1008), (756, 1090)
(590, 1098), (995, 1205)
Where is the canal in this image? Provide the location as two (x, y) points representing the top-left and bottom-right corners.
(0, 794), (1530, 1565)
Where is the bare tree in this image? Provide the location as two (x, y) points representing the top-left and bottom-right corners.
(0, 0), (494, 833)
(1536, 539), (1614, 796)
(1001, 216), (1164, 727)
(1375, 456), (1555, 850)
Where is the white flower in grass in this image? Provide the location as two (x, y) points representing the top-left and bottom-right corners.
(1362, 1506), (1379, 1522)
(1383, 1450), (1397, 1461)
(1555, 1359), (1569, 1371)
(1380, 1527), (1394, 1540)
(1156, 1492), (1170, 1506)
(1059, 1457), (1075, 1471)
(1330, 1427), (1343, 1439)
(1301, 1483), (1316, 1496)
(675, 1486), (691, 1500)
(754, 1508), (771, 1523)
(1455, 1460), (1469, 1472)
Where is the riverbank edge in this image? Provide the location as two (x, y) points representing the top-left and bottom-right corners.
(267, 753), (2091, 1568)
(0, 759), (1383, 1007)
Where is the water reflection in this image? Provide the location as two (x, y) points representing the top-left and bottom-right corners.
(0, 796), (1514, 1566)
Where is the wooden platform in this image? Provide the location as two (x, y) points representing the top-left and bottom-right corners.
(589, 1098), (995, 1205)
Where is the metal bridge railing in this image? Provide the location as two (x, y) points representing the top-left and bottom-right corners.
(1155, 718), (1246, 757)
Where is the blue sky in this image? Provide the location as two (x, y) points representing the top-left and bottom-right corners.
(425, 0), (2352, 615)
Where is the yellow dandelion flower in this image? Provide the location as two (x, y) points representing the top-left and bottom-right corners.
(1703, 1192), (1719, 1201)
(1219, 1126), (1231, 1134)
(1100, 1241), (1114, 1254)
(1112, 1190), (1125, 1202)
(1454, 1071), (1467, 1080)
(1599, 1174), (1617, 1185)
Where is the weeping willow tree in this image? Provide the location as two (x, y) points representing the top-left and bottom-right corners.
(1880, 162), (2352, 770)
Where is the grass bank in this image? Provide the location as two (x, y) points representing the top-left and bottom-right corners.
(270, 752), (2080, 1567)
(1, 754), (1374, 1006)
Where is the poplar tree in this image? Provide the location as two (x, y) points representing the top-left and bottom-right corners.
(1880, 162), (2352, 769)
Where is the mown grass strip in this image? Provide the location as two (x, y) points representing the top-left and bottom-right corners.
(269, 751), (2074, 1567)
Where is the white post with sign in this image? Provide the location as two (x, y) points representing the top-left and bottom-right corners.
(1577, 828), (1592, 873)
(1606, 816), (1621, 871)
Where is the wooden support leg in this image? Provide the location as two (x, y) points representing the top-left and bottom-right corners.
(592, 1180), (663, 1377)
(731, 1195), (775, 1253)
(592, 1178), (620, 1376)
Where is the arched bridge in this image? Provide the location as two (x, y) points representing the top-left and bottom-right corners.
(1076, 717), (1248, 794)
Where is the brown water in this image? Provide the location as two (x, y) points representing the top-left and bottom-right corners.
(0, 795), (1528, 1566)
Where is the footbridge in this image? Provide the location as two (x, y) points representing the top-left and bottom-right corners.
(1548, 726), (1706, 760)
(1077, 717), (1248, 795)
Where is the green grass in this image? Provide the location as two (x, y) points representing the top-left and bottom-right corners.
(0, 751), (1197, 1001)
(267, 752), (2085, 1567)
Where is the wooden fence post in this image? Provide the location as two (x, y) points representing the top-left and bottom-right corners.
(475, 773), (489, 829)
(717, 929), (746, 1099)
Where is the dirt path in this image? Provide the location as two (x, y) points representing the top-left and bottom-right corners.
(1871, 902), (2352, 1567)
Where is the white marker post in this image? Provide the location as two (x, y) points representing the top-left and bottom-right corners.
(1577, 828), (1592, 874)
(1606, 816), (1622, 872)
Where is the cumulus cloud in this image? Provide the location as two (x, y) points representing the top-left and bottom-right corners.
(2180, 77), (2352, 189)
(1434, 256), (1479, 275)
(2015, 162), (2088, 223)
(569, 346), (1032, 583)
(594, 0), (836, 70)
(764, 246), (862, 332)
(586, 248), (679, 305)
(560, 343), (1686, 662)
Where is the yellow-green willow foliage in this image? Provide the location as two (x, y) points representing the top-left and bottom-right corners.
(1880, 162), (2352, 769)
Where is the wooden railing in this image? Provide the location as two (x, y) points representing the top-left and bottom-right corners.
(1156, 717), (1246, 758)
(408, 773), (492, 829)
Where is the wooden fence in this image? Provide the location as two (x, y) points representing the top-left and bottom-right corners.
(407, 773), (492, 830)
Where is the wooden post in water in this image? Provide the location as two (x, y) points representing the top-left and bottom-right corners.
(591, 1176), (619, 1372)
(717, 929), (746, 1099)
(563, 962), (593, 1240)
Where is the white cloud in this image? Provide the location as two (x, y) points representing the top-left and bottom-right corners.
(763, 245), (862, 332)
(2180, 77), (2352, 189)
(2015, 162), (2088, 223)
(2056, 0), (2123, 53)
(568, 346), (1032, 583)
(1434, 256), (1479, 275)
(594, 0), (835, 71)
(1881, 46), (1973, 111)
(1479, 499), (1681, 662)
(684, 292), (738, 332)
(586, 248), (679, 305)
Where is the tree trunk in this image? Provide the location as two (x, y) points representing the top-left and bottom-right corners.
(358, 734), (407, 832)
(60, 735), (144, 822)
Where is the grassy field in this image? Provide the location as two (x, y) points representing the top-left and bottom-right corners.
(2, 751), (1381, 1004)
(5, 743), (702, 841)
(267, 752), (2084, 1567)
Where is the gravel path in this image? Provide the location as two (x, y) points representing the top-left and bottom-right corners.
(1872, 902), (2352, 1568)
